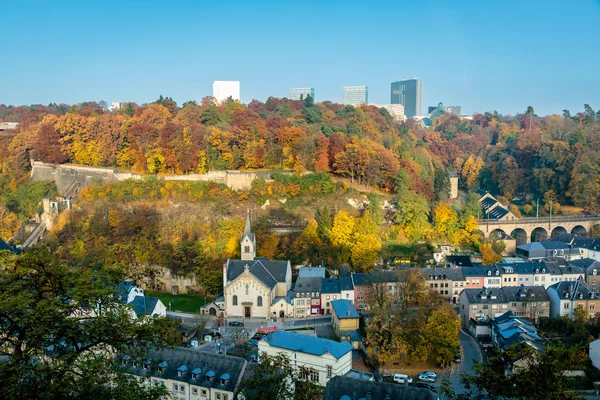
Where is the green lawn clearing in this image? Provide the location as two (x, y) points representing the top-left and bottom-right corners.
(147, 291), (213, 314)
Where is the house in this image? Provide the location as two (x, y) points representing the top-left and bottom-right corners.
(498, 263), (520, 286)
(547, 280), (600, 319)
(201, 296), (226, 317)
(294, 276), (322, 317)
(554, 234), (600, 262)
(339, 275), (355, 303)
(123, 347), (247, 400)
(516, 241), (582, 261)
(463, 266), (485, 289)
(459, 287), (509, 328)
(331, 299), (361, 349)
(223, 212), (292, 319)
(321, 278), (341, 315)
(258, 330), (353, 386)
(476, 190), (517, 221)
(0, 238), (16, 253)
(129, 295), (167, 317)
(482, 265), (502, 288)
(491, 311), (545, 352)
(323, 376), (436, 400)
(298, 266), (326, 278)
(567, 258), (600, 294)
(118, 280), (145, 304)
(502, 285), (550, 320)
(351, 273), (371, 312)
(422, 266), (466, 303)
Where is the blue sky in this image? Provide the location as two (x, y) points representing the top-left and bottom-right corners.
(1, 0), (599, 115)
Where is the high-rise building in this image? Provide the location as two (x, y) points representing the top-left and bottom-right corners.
(212, 81), (240, 103)
(391, 78), (422, 118)
(289, 88), (315, 101)
(342, 86), (368, 106)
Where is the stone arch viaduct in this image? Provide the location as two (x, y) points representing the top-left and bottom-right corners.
(479, 216), (600, 245)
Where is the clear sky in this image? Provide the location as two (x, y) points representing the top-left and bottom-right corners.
(1, 0), (599, 115)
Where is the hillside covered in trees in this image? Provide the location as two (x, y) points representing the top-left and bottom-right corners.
(1, 98), (599, 283)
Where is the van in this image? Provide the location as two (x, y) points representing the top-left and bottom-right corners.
(393, 374), (413, 384)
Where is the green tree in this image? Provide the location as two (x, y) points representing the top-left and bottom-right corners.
(443, 344), (587, 400)
(236, 352), (323, 400)
(0, 249), (178, 400)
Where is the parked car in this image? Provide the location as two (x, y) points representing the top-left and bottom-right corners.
(382, 370), (392, 379)
(421, 371), (437, 379)
(418, 374), (435, 383)
(416, 382), (437, 392)
(454, 354), (462, 363)
(228, 321), (244, 327)
(393, 374), (413, 384)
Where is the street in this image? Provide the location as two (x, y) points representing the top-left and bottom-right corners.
(445, 329), (483, 395)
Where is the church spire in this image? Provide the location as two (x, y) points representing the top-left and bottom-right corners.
(240, 208), (256, 261)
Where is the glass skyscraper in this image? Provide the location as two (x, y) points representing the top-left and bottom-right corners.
(391, 78), (422, 118)
(342, 86), (368, 106)
(289, 88), (315, 101)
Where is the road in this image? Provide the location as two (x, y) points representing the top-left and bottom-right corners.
(446, 329), (484, 395)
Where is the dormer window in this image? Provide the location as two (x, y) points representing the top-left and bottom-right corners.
(488, 271), (491, 276)
(205, 370), (215, 382)
(143, 362), (150, 370)
(220, 373), (231, 385)
(191, 367), (201, 380)
(177, 365), (188, 377)
(158, 361), (168, 374)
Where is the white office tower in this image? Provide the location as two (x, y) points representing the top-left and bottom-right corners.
(212, 81), (240, 103)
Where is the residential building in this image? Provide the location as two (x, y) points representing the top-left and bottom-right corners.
(502, 285), (550, 320)
(547, 280), (600, 319)
(324, 376), (436, 400)
(476, 190), (517, 221)
(339, 275), (355, 303)
(390, 78), (422, 118)
(568, 258), (600, 293)
(289, 87), (314, 101)
(0, 238), (16, 253)
(482, 265), (502, 288)
(554, 234), (600, 261)
(321, 278), (341, 315)
(491, 311), (544, 352)
(498, 263), (520, 286)
(294, 276), (322, 317)
(463, 266), (485, 289)
(351, 273), (371, 311)
(129, 295), (167, 317)
(331, 299), (361, 348)
(342, 86), (368, 106)
(298, 266), (326, 279)
(0, 122), (19, 131)
(213, 81), (240, 103)
(223, 212), (292, 319)
(123, 347), (247, 400)
(459, 287), (508, 328)
(258, 330), (353, 386)
(109, 102), (122, 111)
(369, 104), (405, 121)
(516, 241), (581, 261)
(422, 267), (465, 303)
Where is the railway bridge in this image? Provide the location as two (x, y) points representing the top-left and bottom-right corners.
(478, 215), (600, 245)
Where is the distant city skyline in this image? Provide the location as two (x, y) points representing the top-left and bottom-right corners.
(289, 87), (315, 101)
(391, 78), (422, 118)
(342, 86), (368, 106)
(0, 0), (599, 116)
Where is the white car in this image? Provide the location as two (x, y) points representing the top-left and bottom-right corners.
(418, 374), (435, 383)
(393, 374), (413, 384)
(421, 370), (438, 379)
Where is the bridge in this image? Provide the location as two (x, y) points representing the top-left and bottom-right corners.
(478, 215), (600, 245)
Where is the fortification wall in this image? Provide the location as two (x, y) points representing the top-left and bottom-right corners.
(31, 161), (271, 192)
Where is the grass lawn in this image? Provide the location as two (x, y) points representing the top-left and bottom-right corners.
(147, 291), (213, 314)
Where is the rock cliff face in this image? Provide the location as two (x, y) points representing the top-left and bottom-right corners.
(30, 161), (274, 193)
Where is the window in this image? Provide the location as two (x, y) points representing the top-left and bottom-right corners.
(326, 295), (330, 300)
(492, 305), (497, 309)
(173, 383), (178, 392)
(193, 388), (198, 395)
(472, 305), (477, 310)
(153, 379), (159, 387)
(244, 245), (250, 253)
(502, 304), (508, 309)
(483, 305), (488, 310)
(327, 365), (333, 378)
(233, 295), (238, 306)
(388, 285), (392, 291)
(257, 296), (263, 307)
(202, 389), (207, 397)
(358, 304), (364, 309)
(224, 396), (229, 400)
(591, 304), (596, 310)
(216, 394), (221, 400)
(434, 283), (438, 288)
(181, 386), (185, 394)
(564, 303), (570, 309)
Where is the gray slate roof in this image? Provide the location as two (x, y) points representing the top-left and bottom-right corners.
(0, 238), (16, 253)
(130, 296), (161, 316)
(263, 330), (353, 359)
(549, 281), (596, 301)
(461, 287), (507, 304)
(331, 299), (360, 319)
(339, 276), (354, 291)
(125, 347), (247, 394)
(298, 267), (326, 278)
(324, 376), (436, 400)
(322, 278), (341, 294)
(226, 259), (289, 289)
(502, 286), (549, 302)
(422, 267), (465, 281)
(294, 276), (322, 297)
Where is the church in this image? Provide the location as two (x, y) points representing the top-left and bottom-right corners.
(222, 211), (293, 319)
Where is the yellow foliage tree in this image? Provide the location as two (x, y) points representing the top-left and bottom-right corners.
(480, 243), (502, 265)
(146, 148), (165, 175)
(330, 211), (355, 248)
(350, 234), (381, 272)
(433, 202), (458, 236)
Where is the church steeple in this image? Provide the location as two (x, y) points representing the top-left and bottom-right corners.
(240, 209), (256, 261)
